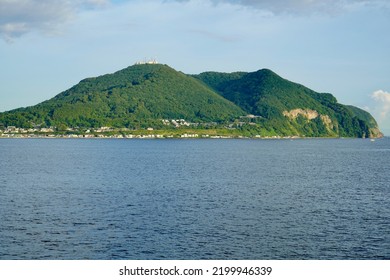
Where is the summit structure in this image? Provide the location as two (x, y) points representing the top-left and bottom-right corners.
(134, 58), (158, 65)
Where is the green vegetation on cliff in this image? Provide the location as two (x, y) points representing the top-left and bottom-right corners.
(194, 69), (381, 138)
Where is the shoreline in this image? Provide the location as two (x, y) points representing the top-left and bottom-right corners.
(0, 134), (298, 139)
(0, 134), (381, 140)
(1, 127), (383, 140)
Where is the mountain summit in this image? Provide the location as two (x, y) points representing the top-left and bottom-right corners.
(0, 63), (383, 138)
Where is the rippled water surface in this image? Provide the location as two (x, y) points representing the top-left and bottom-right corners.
(1, 138), (389, 259)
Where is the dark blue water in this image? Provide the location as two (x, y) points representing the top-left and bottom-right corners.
(1, 138), (389, 259)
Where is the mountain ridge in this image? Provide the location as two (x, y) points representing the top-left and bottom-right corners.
(0, 63), (383, 138)
(193, 68), (382, 138)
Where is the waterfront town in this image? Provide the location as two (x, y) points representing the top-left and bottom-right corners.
(0, 117), (292, 139)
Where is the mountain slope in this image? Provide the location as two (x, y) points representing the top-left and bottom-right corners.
(0, 64), (245, 129)
(196, 69), (327, 117)
(194, 69), (382, 138)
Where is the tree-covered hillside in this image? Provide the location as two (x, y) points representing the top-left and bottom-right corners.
(0, 64), (245, 129)
(194, 69), (382, 138)
(0, 64), (383, 138)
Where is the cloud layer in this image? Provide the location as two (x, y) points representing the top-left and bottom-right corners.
(1, 0), (389, 41)
(0, 0), (109, 40)
(372, 90), (390, 120)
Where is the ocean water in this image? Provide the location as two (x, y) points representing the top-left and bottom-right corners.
(0, 138), (389, 260)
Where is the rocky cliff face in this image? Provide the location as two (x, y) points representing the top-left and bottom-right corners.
(283, 108), (335, 133)
(283, 109), (319, 120)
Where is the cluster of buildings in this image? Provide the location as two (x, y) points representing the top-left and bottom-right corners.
(0, 115), (294, 139)
(134, 58), (159, 65)
(0, 131), (229, 139)
(1, 126), (55, 134)
(0, 126), (56, 137)
(162, 119), (192, 127)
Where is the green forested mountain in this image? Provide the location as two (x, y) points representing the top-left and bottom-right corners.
(0, 64), (383, 138)
(0, 64), (244, 129)
(194, 69), (382, 138)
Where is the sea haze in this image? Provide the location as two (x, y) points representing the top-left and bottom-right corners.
(1, 138), (389, 259)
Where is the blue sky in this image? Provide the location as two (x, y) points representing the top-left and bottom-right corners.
(1, 0), (389, 134)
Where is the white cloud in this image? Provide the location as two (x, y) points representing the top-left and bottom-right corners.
(1, 0), (388, 41)
(0, 0), (110, 41)
(371, 90), (390, 120)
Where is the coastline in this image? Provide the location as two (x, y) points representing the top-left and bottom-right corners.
(1, 127), (383, 140)
(0, 133), (381, 140)
(0, 133), (299, 139)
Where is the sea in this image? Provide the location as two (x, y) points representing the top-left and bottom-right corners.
(0, 138), (389, 260)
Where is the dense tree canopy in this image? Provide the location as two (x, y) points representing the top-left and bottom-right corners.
(0, 64), (382, 138)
